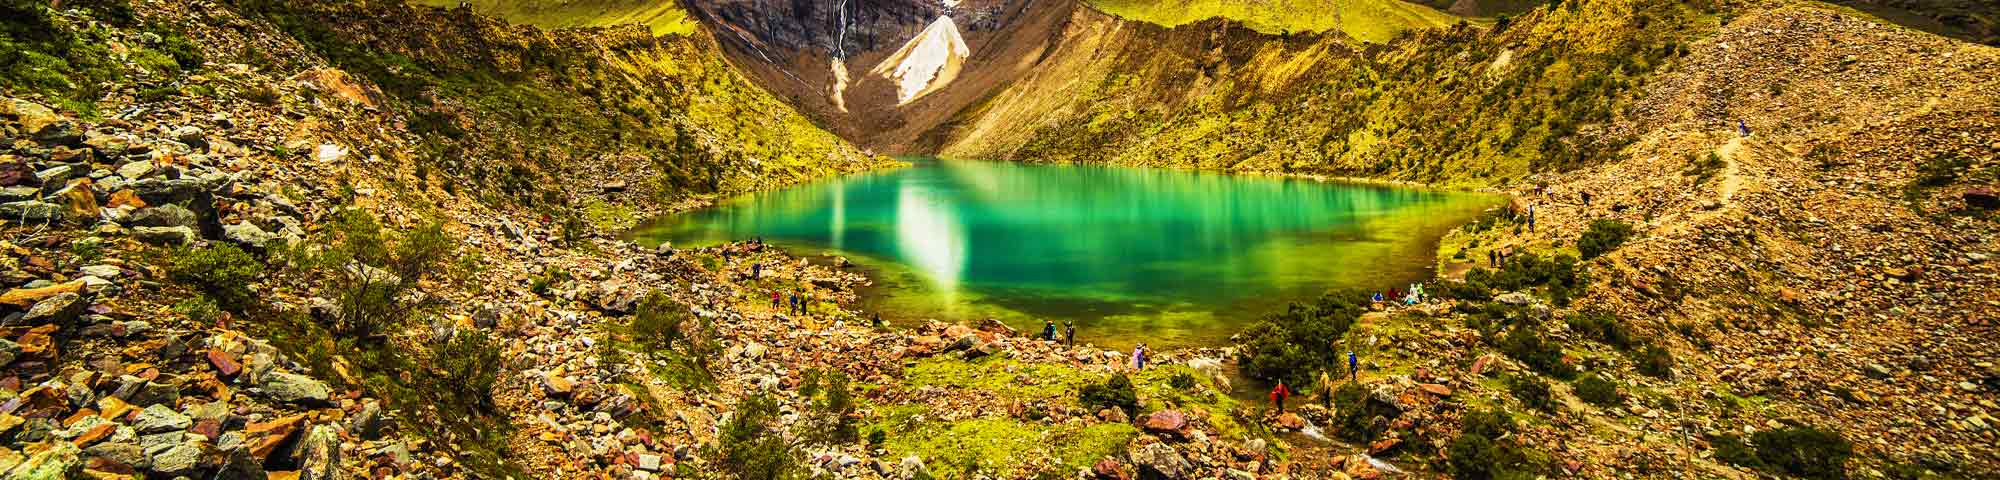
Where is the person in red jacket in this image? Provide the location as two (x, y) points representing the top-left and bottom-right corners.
(1270, 381), (1293, 413)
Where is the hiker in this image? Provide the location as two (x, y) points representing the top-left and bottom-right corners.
(1372, 291), (1384, 303)
(1270, 381), (1293, 413)
(1131, 344), (1148, 371)
(770, 291), (780, 307)
(1738, 120), (1751, 137)
(1581, 191), (1593, 206)
(871, 312), (884, 328)
(1488, 249), (1498, 268)
(1527, 204), (1537, 232)
(787, 293), (799, 316)
(1348, 351), (1360, 382)
(752, 262), (761, 279)
(1318, 370), (1336, 408)
(1064, 321), (1076, 346)
(1041, 320), (1057, 342)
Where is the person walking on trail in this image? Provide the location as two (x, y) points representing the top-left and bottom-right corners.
(1270, 381), (1293, 413)
(1348, 351), (1360, 382)
(1738, 120), (1751, 138)
(1041, 320), (1057, 342)
(871, 312), (884, 329)
(1064, 321), (1076, 346)
(787, 293), (799, 316)
(1131, 344), (1148, 371)
(1527, 204), (1537, 232)
(770, 291), (780, 307)
(751, 262), (761, 279)
(1318, 370), (1336, 408)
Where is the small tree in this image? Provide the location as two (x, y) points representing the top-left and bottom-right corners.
(435, 328), (503, 408)
(798, 369), (857, 445)
(168, 243), (265, 310)
(1079, 374), (1139, 415)
(631, 291), (688, 350)
(286, 210), (473, 339)
(720, 396), (797, 480)
(1572, 373), (1621, 407)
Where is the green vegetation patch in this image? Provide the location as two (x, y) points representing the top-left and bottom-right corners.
(877, 417), (1137, 479)
(1086, 0), (1459, 43)
(411, 0), (698, 36)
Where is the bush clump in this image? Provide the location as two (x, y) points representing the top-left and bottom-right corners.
(1079, 373), (1139, 415)
(434, 328), (503, 408)
(1571, 373), (1621, 407)
(1564, 310), (1632, 350)
(798, 368), (858, 445)
(1634, 343), (1675, 379)
(167, 243), (266, 310)
(631, 291), (689, 350)
(1500, 325), (1575, 379)
(718, 396), (797, 479)
(284, 210), (474, 339)
(1331, 381), (1401, 442)
(1235, 290), (1368, 387)
(1447, 408), (1537, 479)
(1576, 219), (1634, 260)
(1505, 375), (1554, 412)
(1464, 253), (1586, 306)
(1715, 426), (1854, 480)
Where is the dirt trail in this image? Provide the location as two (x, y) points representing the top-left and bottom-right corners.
(1715, 137), (1746, 203)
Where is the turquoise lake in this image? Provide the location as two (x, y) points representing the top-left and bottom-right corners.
(631, 159), (1498, 349)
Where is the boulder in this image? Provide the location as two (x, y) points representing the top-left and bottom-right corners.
(897, 455), (929, 480)
(347, 401), (385, 440)
(125, 205), (199, 229)
(133, 404), (192, 433)
(296, 424), (341, 480)
(223, 222), (281, 249)
(34, 166), (71, 195)
(83, 442), (147, 470)
(21, 292), (86, 326)
(132, 226), (197, 246)
(115, 160), (155, 180)
(1129, 442), (1191, 479)
(1276, 413), (1305, 430)
(1092, 457), (1130, 480)
(149, 442), (204, 476)
(3, 98), (63, 135)
(1143, 410), (1188, 435)
(0, 200), (65, 223)
(0, 338), (20, 366)
(256, 371), (332, 406)
(9, 441), (84, 479)
(51, 181), (95, 220)
(1495, 292), (1534, 305)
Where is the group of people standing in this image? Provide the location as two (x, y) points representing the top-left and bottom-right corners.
(1038, 320), (1076, 346)
(1372, 282), (1430, 306)
(1268, 350), (1361, 413)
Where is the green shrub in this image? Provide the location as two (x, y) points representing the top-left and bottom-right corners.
(435, 328), (503, 408)
(168, 243), (265, 310)
(1751, 426), (1853, 480)
(1438, 279), (1493, 302)
(1330, 381), (1401, 442)
(1576, 219), (1634, 260)
(1235, 290), (1368, 387)
(1682, 152), (1727, 185)
(1634, 344), (1674, 378)
(1462, 408), (1515, 440)
(1079, 374), (1139, 414)
(631, 291), (688, 350)
(1712, 434), (1761, 469)
(1464, 253), (1585, 306)
(1564, 310), (1632, 350)
(1168, 371), (1198, 390)
(1500, 325), (1574, 379)
(172, 295), (222, 325)
(1571, 373), (1621, 407)
(798, 369), (857, 445)
(1505, 375), (1553, 412)
(285, 210), (473, 339)
(719, 396), (798, 479)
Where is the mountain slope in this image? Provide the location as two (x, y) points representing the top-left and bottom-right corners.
(1087, 0), (1462, 43)
(410, 0), (700, 36)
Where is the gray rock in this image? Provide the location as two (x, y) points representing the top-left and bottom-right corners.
(84, 441), (149, 470)
(127, 177), (210, 206)
(297, 424), (341, 480)
(132, 226), (197, 246)
(79, 264), (122, 278)
(0, 186), (39, 202)
(0, 200), (64, 223)
(223, 221), (281, 249)
(347, 401), (385, 440)
(1495, 292), (1535, 305)
(115, 160), (155, 180)
(637, 453), (663, 471)
(34, 165), (72, 194)
(150, 442), (204, 476)
(256, 371), (332, 406)
(0, 338), (19, 366)
(134, 404), (193, 433)
(898, 455), (929, 480)
(125, 204), (197, 228)
(1129, 442), (1192, 479)
(22, 292), (86, 326)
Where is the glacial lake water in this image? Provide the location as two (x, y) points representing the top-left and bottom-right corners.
(630, 159), (1499, 350)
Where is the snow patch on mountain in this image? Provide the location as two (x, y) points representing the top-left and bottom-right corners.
(870, 15), (970, 105)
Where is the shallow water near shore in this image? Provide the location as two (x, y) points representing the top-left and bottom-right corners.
(630, 158), (1500, 350)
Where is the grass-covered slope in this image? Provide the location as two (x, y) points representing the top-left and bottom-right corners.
(1087, 0), (1460, 43)
(410, 0), (699, 36)
(938, 0), (1722, 188)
